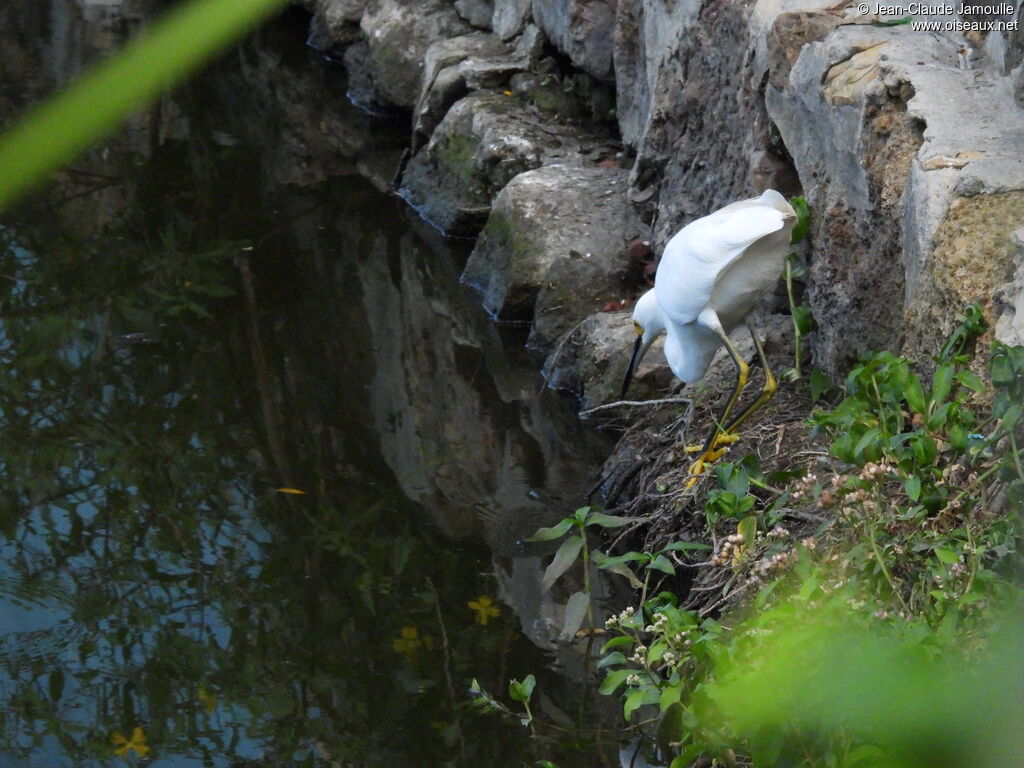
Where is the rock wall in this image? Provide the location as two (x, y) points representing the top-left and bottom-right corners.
(304, 0), (1024, 393)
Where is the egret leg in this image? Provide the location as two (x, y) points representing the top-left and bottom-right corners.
(720, 320), (778, 435)
(687, 328), (749, 485)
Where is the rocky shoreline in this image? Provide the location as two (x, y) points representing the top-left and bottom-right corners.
(298, 0), (1024, 417)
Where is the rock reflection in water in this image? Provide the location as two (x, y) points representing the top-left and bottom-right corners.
(0, 3), (620, 766)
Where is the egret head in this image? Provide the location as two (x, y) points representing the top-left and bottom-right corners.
(620, 289), (666, 399)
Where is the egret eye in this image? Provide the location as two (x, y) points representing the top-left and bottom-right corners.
(633, 322), (643, 336)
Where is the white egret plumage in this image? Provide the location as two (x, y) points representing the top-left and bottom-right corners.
(620, 189), (798, 480)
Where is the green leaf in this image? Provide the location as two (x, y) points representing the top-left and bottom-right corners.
(0, 0), (288, 209)
(624, 686), (660, 720)
(599, 668), (632, 695)
(934, 546), (960, 565)
(662, 541), (712, 553)
(1000, 404), (1022, 431)
(586, 512), (640, 529)
(659, 685), (684, 712)
(904, 475), (921, 502)
(810, 368), (833, 402)
(789, 196), (811, 244)
(738, 516), (757, 548)
(526, 518), (573, 542)
(597, 652), (628, 669)
(594, 550), (645, 568)
(955, 369), (985, 393)
(603, 562), (644, 588)
(521, 674), (536, 700)
(991, 351), (1015, 387)
(931, 364), (954, 407)
(793, 305), (817, 335)
(559, 591), (590, 641)
(647, 554), (676, 575)
(601, 635), (635, 653)
(542, 535), (584, 590)
(904, 374), (927, 414)
(854, 427), (882, 458)
(927, 401), (956, 431)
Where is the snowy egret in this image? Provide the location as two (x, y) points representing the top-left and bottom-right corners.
(620, 189), (797, 481)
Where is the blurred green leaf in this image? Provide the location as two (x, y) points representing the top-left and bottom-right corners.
(0, 0), (286, 210)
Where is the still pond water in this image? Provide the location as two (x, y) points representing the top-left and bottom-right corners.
(0, 4), (621, 766)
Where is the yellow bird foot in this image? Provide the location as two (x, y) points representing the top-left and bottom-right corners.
(683, 432), (740, 454)
(684, 447), (730, 488)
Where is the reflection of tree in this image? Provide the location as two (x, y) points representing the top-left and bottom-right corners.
(0, 6), (619, 763)
(0, 127), (614, 768)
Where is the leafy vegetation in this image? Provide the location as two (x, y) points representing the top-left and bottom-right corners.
(508, 308), (1023, 767)
(783, 196), (814, 381)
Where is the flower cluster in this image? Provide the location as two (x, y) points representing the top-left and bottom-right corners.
(789, 472), (819, 501)
(712, 533), (747, 567)
(605, 605), (636, 629)
(671, 629), (693, 647)
(857, 460), (894, 482)
(752, 548), (798, 579)
(644, 612), (669, 633)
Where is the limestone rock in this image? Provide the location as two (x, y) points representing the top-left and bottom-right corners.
(412, 33), (513, 146)
(768, 23), (1024, 375)
(612, 0), (701, 148)
(399, 92), (618, 236)
(532, 0), (618, 81)
(455, 0), (495, 29)
(995, 228), (1024, 347)
(461, 165), (648, 340)
(305, 0), (367, 52)
(346, 0), (471, 110)
(906, 193), (1024, 361)
(492, 0), (532, 39)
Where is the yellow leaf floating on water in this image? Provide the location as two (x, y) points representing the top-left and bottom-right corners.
(111, 727), (149, 758)
(468, 595), (500, 625)
(275, 487), (306, 495)
(198, 685), (217, 713)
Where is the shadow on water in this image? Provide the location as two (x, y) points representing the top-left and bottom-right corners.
(0, 2), (623, 766)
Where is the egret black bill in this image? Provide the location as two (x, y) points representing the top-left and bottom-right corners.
(620, 332), (645, 399)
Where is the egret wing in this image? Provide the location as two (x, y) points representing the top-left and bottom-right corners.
(656, 205), (788, 325)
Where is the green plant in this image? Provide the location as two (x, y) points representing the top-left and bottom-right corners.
(530, 507), (713, 626)
(587, 331), (1024, 767)
(783, 196), (814, 381)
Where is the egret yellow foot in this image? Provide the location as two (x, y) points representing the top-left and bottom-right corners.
(684, 446), (730, 488)
(683, 432), (740, 454)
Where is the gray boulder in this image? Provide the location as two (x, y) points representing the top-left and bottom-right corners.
(305, 0), (367, 52)
(492, 0), (532, 39)
(461, 165), (648, 341)
(455, 0), (495, 29)
(532, 0), (618, 81)
(346, 0), (471, 110)
(399, 92), (618, 236)
(412, 33), (514, 146)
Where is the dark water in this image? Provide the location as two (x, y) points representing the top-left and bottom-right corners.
(0, 4), (620, 766)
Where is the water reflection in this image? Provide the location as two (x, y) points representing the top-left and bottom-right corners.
(0, 3), (618, 766)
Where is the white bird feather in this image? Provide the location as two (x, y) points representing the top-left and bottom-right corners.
(624, 189), (796, 390)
